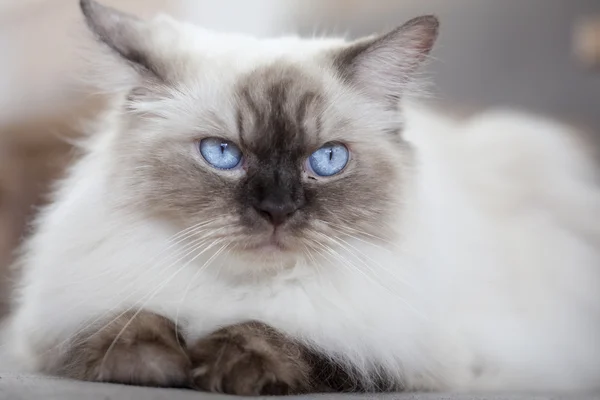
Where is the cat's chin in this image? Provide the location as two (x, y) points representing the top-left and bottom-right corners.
(234, 245), (300, 270)
(244, 235), (292, 255)
(233, 233), (305, 265)
(250, 243), (289, 253)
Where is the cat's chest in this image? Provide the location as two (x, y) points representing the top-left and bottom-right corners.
(172, 267), (425, 353)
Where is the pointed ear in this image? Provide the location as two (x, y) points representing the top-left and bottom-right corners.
(80, 0), (178, 83)
(332, 15), (439, 105)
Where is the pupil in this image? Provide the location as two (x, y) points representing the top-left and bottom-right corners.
(328, 148), (333, 161)
(220, 143), (227, 154)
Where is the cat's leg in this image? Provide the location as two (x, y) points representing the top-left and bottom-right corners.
(189, 321), (373, 395)
(54, 311), (191, 387)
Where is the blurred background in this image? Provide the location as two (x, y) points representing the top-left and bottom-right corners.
(0, 0), (599, 315)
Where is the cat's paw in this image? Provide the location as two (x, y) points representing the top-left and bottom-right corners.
(60, 311), (191, 388)
(188, 321), (311, 396)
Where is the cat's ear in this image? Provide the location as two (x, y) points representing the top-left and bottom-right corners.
(332, 16), (439, 105)
(80, 0), (179, 84)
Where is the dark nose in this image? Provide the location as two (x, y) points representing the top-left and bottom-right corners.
(254, 199), (299, 227)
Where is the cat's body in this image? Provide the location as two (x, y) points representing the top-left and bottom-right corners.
(3, 0), (600, 395)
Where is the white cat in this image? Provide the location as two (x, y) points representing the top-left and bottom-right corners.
(2, 0), (599, 395)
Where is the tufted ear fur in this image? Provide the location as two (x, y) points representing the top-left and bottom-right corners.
(80, 0), (185, 86)
(333, 16), (439, 105)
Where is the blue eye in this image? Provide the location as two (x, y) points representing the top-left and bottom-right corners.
(199, 138), (243, 170)
(308, 143), (349, 177)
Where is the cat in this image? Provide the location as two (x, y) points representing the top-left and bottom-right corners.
(2, 0), (600, 395)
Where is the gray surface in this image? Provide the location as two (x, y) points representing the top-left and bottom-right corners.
(0, 373), (598, 400)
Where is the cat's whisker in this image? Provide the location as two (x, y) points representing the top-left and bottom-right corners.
(55, 227), (221, 323)
(301, 243), (326, 283)
(308, 235), (424, 319)
(325, 233), (418, 292)
(97, 266), (194, 378)
(40, 237), (215, 348)
(167, 218), (224, 243)
(308, 242), (362, 284)
(319, 247), (423, 320)
(59, 220), (224, 286)
(328, 226), (424, 274)
(317, 220), (422, 265)
(78, 235), (219, 328)
(97, 239), (229, 375)
(321, 220), (399, 249)
(114, 225), (231, 287)
(329, 241), (426, 319)
(314, 232), (403, 287)
(53, 232), (227, 354)
(174, 242), (230, 351)
(301, 243), (319, 267)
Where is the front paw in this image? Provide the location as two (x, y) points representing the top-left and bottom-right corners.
(188, 321), (310, 396)
(60, 311), (191, 388)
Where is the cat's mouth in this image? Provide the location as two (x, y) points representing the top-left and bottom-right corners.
(246, 231), (291, 253)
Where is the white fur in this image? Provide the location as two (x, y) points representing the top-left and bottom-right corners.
(3, 19), (600, 394)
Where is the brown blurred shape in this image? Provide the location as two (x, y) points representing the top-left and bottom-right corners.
(574, 15), (600, 69)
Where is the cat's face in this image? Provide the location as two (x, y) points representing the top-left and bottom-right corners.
(81, 0), (438, 265)
(113, 64), (407, 261)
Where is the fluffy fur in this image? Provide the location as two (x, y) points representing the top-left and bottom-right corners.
(2, 0), (600, 394)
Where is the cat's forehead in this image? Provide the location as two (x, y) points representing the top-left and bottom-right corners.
(233, 64), (328, 158)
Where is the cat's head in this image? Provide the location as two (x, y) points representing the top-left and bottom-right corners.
(80, 0), (438, 267)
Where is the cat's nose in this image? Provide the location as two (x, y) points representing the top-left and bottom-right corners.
(254, 199), (299, 227)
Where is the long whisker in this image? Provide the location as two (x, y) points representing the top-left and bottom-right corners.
(174, 242), (230, 351)
(61, 224), (222, 286)
(59, 236), (214, 332)
(167, 218), (226, 243)
(324, 233), (418, 292)
(53, 229), (228, 355)
(322, 221), (400, 250)
(308, 235), (424, 319)
(326, 222), (424, 278)
(98, 240), (228, 377)
(7, 219), (232, 357)
(76, 236), (222, 344)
